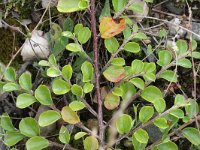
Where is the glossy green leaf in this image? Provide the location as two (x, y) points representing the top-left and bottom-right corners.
(47, 67), (61, 77)
(176, 40), (188, 55)
(66, 43), (82, 52)
(112, 0), (128, 12)
(1, 113), (15, 131)
(4, 131), (24, 147)
(48, 54), (57, 66)
(134, 128), (149, 144)
(35, 85), (53, 105)
(69, 101), (85, 111)
(26, 136), (49, 150)
(124, 42), (140, 53)
(170, 108), (184, 118)
(141, 86), (163, 103)
(61, 106), (80, 124)
(174, 94), (185, 106)
(157, 50), (172, 67)
(84, 136), (99, 150)
(129, 78), (144, 90)
(154, 118), (169, 129)
(191, 51), (200, 59)
(83, 82), (94, 93)
(139, 106), (154, 123)
(4, 67), (16, 82)
(16, 93), (37, 108)
(52, 79), (70, 95)
(159, 70), (178, 82)
(62, 31), (74, 39)
(177, 58), (192, 68)
(74, 132), (87, 140)
(134, 32), (147, 39)
(116, 114), (133, 134)
(129, 2), (143, 13)
(3, 82), (19, 92)
(111, 57), (125, 66)
(123, 26), (132, 39)
(19, 117), (40, 137)
(99, 0), (111, 20)
(104, 37), (119, 54)
(59, 126), (70, 144)
(185, 100), (199, 119)
(143, 72), (156, 82)
(153, 98), (166, 113)
(78, 27), (91, 44)
(158, 141), (178, 150)
(132, 135), (147, 150)
(103, 65), (125, 82)
(74, 24), (83, 35)
(38, 110), (61, 127)
(131, 59), (144, 74)
(71, 84), (83, 96)
(182, 127), (200, 145)
(104, 93), (120, 110)
(120, 82), (136, 101)
(19, 72), (32, 90)
(62, 64), (73, 80)
(112, 87), (123, 97)
(143, 62), (156, 73)
(81, 61), (94, 82)
(57, 0), (88, 13)
(38, 60), (50, 67)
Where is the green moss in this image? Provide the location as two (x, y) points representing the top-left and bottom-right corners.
(0, 18), (24, 69)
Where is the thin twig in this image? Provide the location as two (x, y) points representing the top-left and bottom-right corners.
(90, 0), (104, 147)
(49, 141), (77, 150)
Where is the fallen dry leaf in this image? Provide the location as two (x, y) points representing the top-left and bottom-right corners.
(99, 17), (126, 39)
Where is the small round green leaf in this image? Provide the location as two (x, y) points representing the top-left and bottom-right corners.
(83, 82), (94, 93)
(47, 67), (61, 77)
(4, 67), (16, 82)
(19, 117), (40, 137)
(78, 27), (91, 44)
(104, 37), (119, 54)
(16, 93), (37, 108)
(116, 114), (133, 134)
(158, 141), (178, 150)
(131, 59), (144, 74)
(177, 58), (192, 68)
(141, 86), (163, 103)
(124, 42), (140, 53)
(35, 85), (53, 105)
(61, 106), (80, 124)
(71, 84), (83, 96)
(3, 82), (19, 92)
(170, 108), (184, 119)
(159, 70), (178, 82)
(182, 127), (200, 145)
(134, 128), (149, 144)
(176, 40), (188, 55)
(103, 66), (125, 82)
(153, 98), (166, 113)
(74, 132), (87, 140)
(66, 43), (82, 52)
(4, 131), (24, 147)
(62, 64), (73, 80)
(26, 136), (49, 150)
(59, 126), (70, 144)
(52, 79), (70, 95)
(154, 118), (169, 129)
(139, 106), (154, 123)
(1, 113), (15, 131)
(129, 78), (144, 90)
(19, 72), (32, 90)
(81, 61), (94, 82)
(104, 93), (120, 110)
(38, 110), (61, 127)
(157, 50), (172, 67)
(84, 136), (99, 150)
(69, 101), (86, 111)
(111, 57), (125, 66)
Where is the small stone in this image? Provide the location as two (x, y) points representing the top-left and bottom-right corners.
(21, 30), (50, 61)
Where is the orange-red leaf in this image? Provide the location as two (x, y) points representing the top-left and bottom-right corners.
(99, 17), (126, 39)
